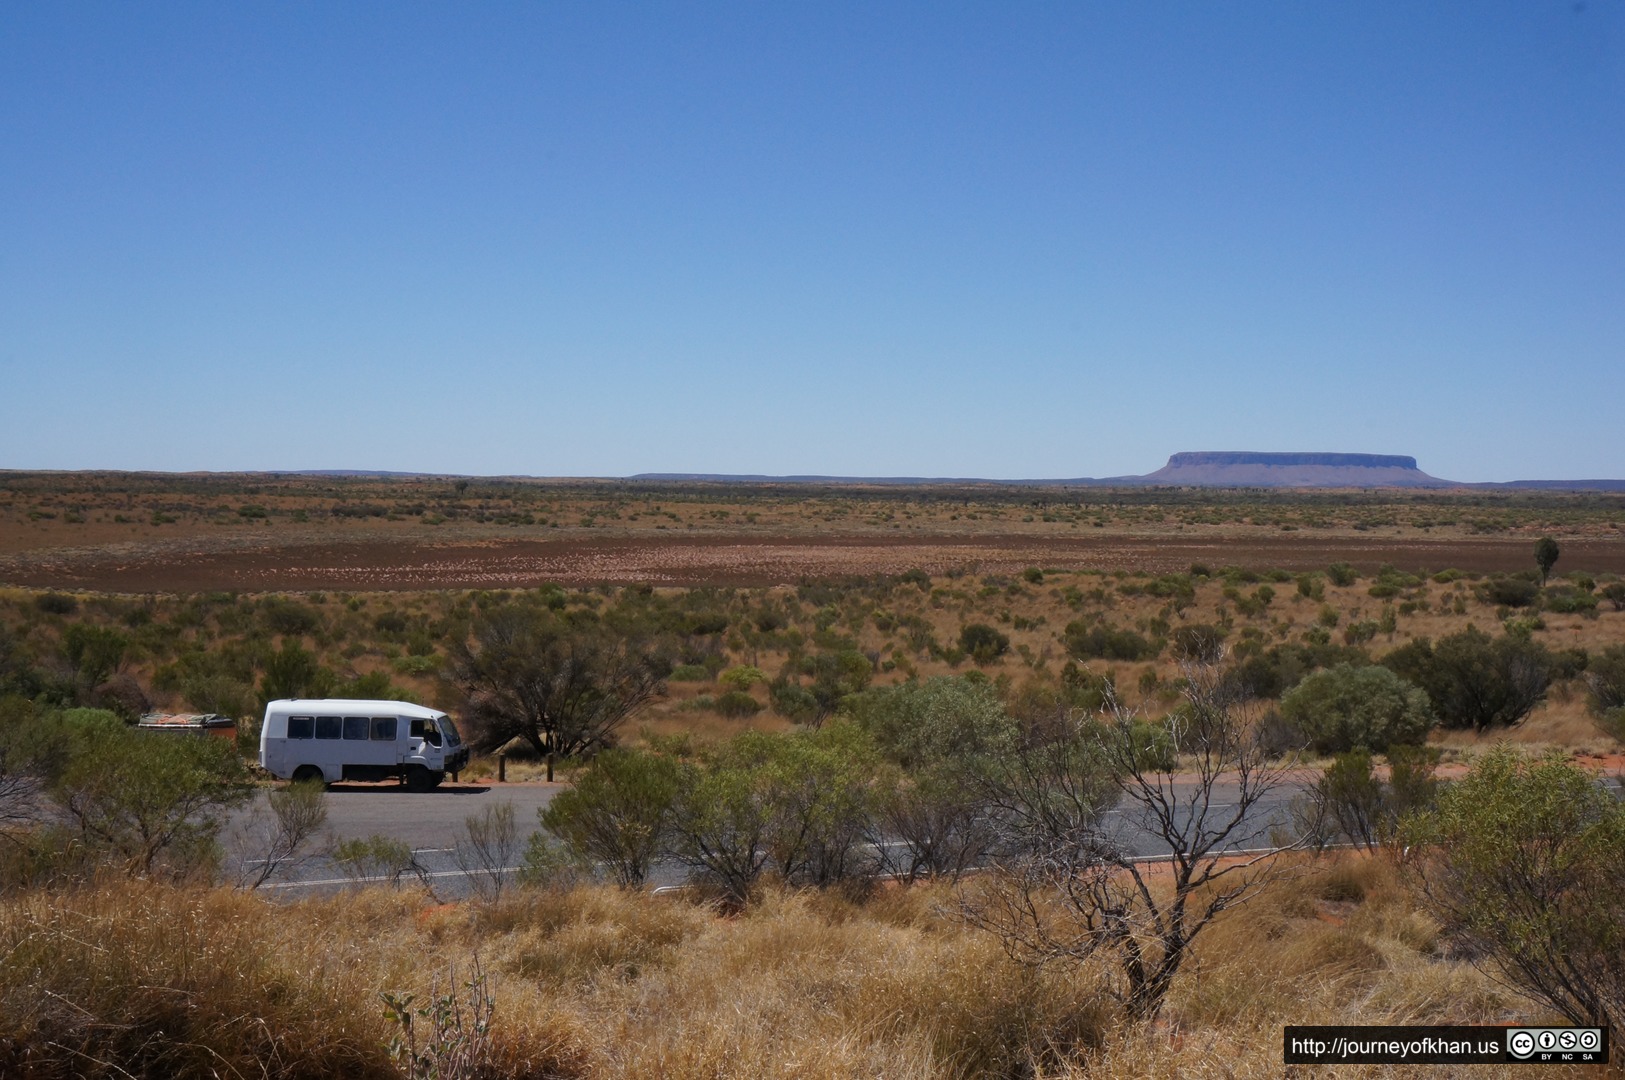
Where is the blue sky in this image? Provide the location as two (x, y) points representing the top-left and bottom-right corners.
(2, 2), (1622, 482)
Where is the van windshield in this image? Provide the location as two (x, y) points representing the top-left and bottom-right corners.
(437, 716), (462, 746)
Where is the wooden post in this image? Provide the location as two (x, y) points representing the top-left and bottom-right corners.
(546, 751), (555, 783)
(497, 752), (506, 783)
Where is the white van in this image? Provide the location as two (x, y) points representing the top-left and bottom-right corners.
(259, 699), (470, 790)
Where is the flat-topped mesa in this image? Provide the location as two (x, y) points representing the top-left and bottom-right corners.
(1140, 451), (1452, 488)
(1163, 452), (1420, 471)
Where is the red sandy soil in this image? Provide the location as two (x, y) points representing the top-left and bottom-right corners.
(4, 531), (1625, 592)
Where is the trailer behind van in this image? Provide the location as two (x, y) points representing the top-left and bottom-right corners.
(259, 699), (469, 790)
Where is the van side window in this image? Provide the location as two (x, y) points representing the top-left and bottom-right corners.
(409, 718), (442, 747)
(315, 716), (342, 740)
(287, 715), (314, 740)
(343, 716), (369, 740)
(371, 717), (398, 741)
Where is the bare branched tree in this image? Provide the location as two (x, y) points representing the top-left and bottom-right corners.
(964, 661), (1306, 1021)
(454, 801), (520, 903)
(449, 606), (669, 765)
(233, 779), (328, 889)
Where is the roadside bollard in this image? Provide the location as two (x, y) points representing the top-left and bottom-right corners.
(497, 751), (506, 783)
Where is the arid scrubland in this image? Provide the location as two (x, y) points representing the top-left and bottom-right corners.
(1, 475), (1623, 1077)
(0, 856), (1600, 1080)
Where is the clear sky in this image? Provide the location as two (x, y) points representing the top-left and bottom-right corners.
(2, 2), (1622, 482)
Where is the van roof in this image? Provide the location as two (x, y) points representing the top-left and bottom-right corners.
(265, 699), (447, 720)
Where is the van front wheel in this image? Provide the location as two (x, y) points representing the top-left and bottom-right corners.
(404, 766), (443, 792)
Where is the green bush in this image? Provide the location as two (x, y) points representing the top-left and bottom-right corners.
(48, 716), (253, 879)
(1115, 719), (1176, 772)
(1279, 663), (1433, 753)
(1586, 645), (1625, 718)
(258, 597), (322, 637)
(844, 676), (1014, 772)
(538, 748), (680, 888)
(1326, 562), (1358, 587)
(1306, 745), (1440, 851)
(34, 593), (78, 615)
(1544, 587), (1598, 614)
(668, 664), (711, 682)
(958, 623), (1010, 664)
(713, 690), (762, 718)
(1479, 576), (1539, 608)
(1170, 624), (1226, 664)
(1402, 748), (1625, 1028)
(1063, 621), (1159, 662)
(1381, 627), (1551, 731)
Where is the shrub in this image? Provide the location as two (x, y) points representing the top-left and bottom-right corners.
(1116, 719), (1177, 772)
(667, 727), (880, 907)
(844, 676), (1014, 772)
(1544, 587), (1598, 614)
(49, 715), (254, 879)
(958, 623), (1010, 664)
(1326, 562), (1358, 587)
(668, 664), (711, 682)
(258, 597), (322, 636)
(1305, 745), (1440, 851)
(1382, 627), (1551, 732)
(768, 679), (820, 723)
(1402, 748), (1625, 1028)
(1478, 576), (1539, 608)
(713, 690), (762, 718)
(1170, 624), (1226, 664)
(1602, 581), (1625, 611)
(1063, 621), (1159, 662)
(33, 593), (78, 615)
(718, 665), (766, 690)
(1279, 663), (1433, 754)
(540, 749), (680, 888)
(1586, 645), (1625, 718)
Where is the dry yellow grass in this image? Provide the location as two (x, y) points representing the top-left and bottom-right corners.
(3, 852), (1616, 1079)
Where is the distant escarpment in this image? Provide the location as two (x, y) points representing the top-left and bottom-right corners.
(1137, 451), (1454, 489)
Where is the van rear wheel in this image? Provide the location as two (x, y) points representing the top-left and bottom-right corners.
(290, 765), (326, 787)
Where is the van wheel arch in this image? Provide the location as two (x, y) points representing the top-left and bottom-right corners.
(290, 765), (326, 787)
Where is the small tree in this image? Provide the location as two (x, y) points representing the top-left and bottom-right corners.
(258, 641), (334, 709)
(0, 697), (69, 841)
(847, 677), (1016, 883)
(450, 606), (668, 763)
(1300, 745), (1441, 852)
(233, 779), (327, 889)
(665, 733), (782, 909)
(59, 624), (128, 690)
(965, 664), (1303, 1021)
(665, 726), (879, 907)
(1534, 536), (1561, 585)
(1402, 748), (1625, 1028)
(51, 714), (253, 878)
(1382, 627), (1551, 732)
(539, 749), (680, 889)
(455, 801), (520, 903)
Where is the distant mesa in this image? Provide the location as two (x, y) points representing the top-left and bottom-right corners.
(632, 453), (1625, 490)
(1137, 451), (1454, 489)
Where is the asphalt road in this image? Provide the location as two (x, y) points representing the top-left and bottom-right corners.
(231, 775), (1308, 899)
(224, 781), (561, 897)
